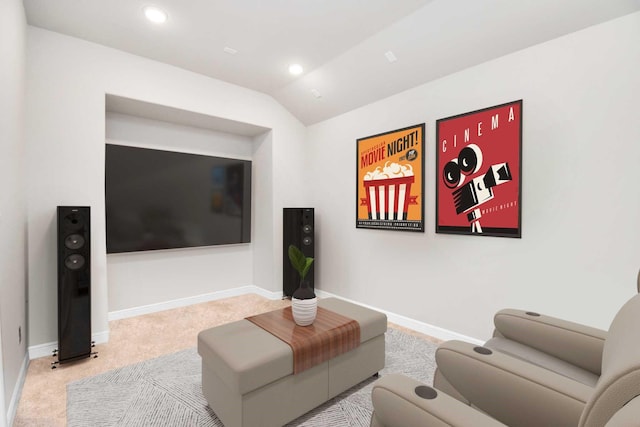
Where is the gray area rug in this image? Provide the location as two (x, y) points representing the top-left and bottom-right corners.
(67, 328), (437, 426)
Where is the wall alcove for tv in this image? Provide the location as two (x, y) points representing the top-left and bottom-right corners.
(104, 94), (272, 313)
(105, 95), (270, 253)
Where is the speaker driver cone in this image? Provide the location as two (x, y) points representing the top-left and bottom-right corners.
(303, 224), (312, 234)
(65, 234), (85, 250)
(65, 254), (85, 270)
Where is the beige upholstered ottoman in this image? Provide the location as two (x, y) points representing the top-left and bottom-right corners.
(197, 297), (387, 427)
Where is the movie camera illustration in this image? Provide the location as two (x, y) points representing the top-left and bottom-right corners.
(442, 144), (512, 233)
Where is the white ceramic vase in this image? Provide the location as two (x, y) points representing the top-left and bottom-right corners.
(291, 297), (318, 326)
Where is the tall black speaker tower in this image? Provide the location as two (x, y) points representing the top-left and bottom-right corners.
(283, 208), (314, 297)
(56, 206), (92, 364)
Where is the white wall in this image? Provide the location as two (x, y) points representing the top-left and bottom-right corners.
(105, 113), (256, 312)
(307, 12), (640, 341)
(0, 0), (28, 423)
(25, 27), (306, 348)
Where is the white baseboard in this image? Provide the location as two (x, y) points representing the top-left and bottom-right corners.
(28, 286), (480, 360)
(248, 286), (283, 301)
(107, 285), (283, 322)
(28, 330), (110, 360)
(109, 286), (482, 343)
(6, 353), (28, 427)
(315, 289), (484, 345)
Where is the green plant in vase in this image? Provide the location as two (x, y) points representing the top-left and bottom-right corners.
(288, 244), (316, 299)
(288, 244), (317, 326)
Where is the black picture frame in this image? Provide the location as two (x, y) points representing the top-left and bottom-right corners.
(435, 100), (522, 238)
(356, 124), (425, 232)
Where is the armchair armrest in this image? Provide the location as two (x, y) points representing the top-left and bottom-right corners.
(371, 373), (506, 427)
(436, 340), (593, 426)
(493, 309), (606, 375)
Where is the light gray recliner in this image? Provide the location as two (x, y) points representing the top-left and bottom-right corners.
(371, 289), (640, 426)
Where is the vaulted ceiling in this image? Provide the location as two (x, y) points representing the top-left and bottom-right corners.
(23, 0), (640, 125)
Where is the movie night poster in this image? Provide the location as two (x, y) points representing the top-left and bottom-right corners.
(356, 124), (425, 232)
(436, 100), (522, 237)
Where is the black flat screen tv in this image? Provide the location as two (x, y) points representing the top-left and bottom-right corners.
(105, 144), (251, 253)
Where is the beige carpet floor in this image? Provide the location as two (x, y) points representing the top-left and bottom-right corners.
(13, 294), (439, 426)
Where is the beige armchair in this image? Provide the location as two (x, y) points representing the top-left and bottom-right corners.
(371, 290), (640, 427)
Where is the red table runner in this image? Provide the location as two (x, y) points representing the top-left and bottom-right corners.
(246, 306), (361, 374)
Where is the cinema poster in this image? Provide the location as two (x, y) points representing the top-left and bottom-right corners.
(356, 124), (425, 232)
(436, 100), (522, 238)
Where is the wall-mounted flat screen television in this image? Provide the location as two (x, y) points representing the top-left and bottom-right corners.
(105, 144), (251, 253)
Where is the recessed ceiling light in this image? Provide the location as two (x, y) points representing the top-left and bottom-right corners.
(223, 47), (238, 55)
(143, 5), (168, 24)
(288, 64), (304, 76)
(310, 89), (322, 99)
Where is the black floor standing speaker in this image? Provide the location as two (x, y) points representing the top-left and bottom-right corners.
(283, 208), (314, 297)
(57, 206), (92, 364)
